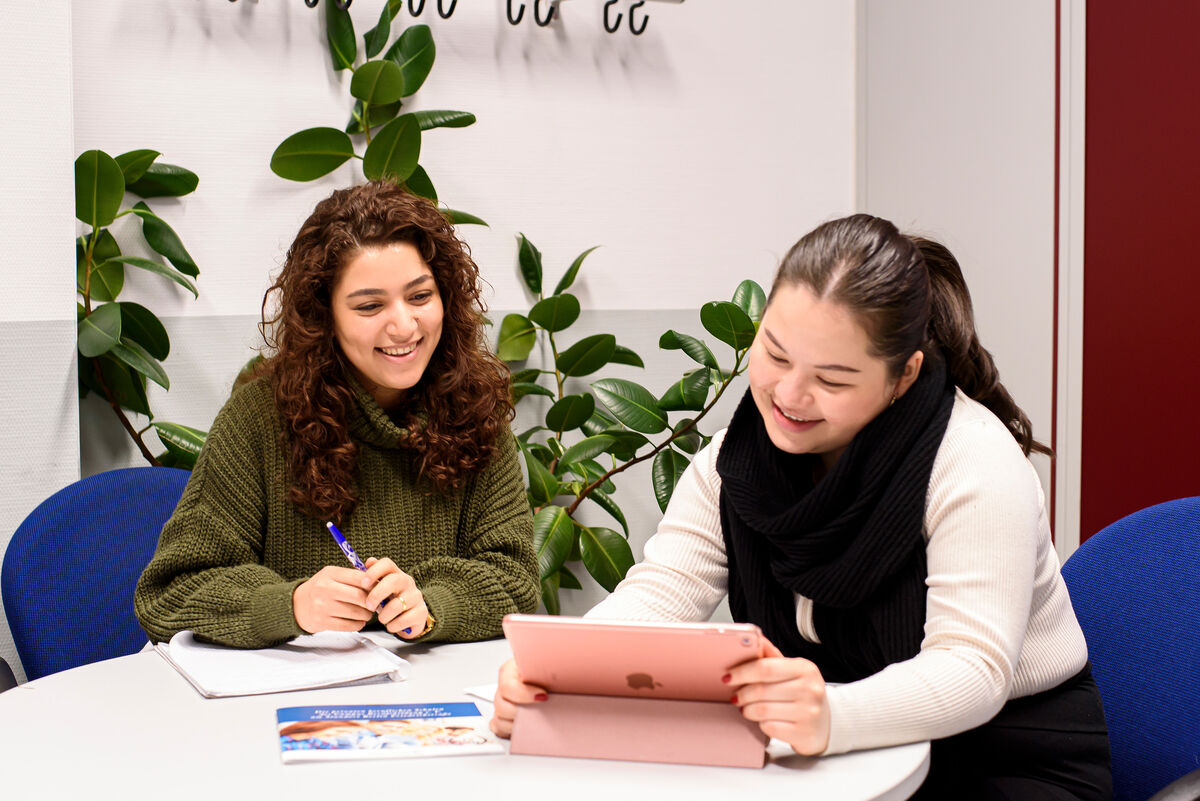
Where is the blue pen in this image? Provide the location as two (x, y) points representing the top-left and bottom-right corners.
(325, 521), (411, 634)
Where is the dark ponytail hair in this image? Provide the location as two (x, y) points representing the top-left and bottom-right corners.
(772, 214), (1051, 456)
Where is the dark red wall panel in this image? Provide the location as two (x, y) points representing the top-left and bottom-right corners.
(1082, 2), (1200, 537)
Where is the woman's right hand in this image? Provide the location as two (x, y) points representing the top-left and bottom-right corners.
(292, 565), (376, 633)
(489, 658), (548, 738)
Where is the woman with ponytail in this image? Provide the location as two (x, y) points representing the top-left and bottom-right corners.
(135, 182), (538, 649)
(493, 214), (1109, 798)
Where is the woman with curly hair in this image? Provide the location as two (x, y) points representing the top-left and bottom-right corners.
(135, 182), (539, 648)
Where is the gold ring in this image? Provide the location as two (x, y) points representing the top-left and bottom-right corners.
(398, 595), (408, 613)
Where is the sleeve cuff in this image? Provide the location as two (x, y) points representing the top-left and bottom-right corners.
(416, 583), (461, 642)
(249, 579), (308, 644)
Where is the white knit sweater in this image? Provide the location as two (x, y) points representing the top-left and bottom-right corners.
(588, 389), (1088, 755)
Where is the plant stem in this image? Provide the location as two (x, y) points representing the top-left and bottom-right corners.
(81, 232), (96, 314)
(564, 349), (748, 517)
(363, 102), (373, 144)
(90, 358), (161, 466)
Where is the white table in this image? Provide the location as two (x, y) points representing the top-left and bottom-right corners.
(0, 638), (928, 800)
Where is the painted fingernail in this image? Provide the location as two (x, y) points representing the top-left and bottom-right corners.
(730, 695), (739, 705)
(721, 673), (731, 684)
(533, 693), (548, 702)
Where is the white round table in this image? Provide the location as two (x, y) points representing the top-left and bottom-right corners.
(0, 638), (928, 800)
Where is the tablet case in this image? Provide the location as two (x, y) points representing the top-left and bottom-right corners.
(503, 615), (769, 768)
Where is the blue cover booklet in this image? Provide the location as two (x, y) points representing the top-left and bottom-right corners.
(276, 702), (503, 762)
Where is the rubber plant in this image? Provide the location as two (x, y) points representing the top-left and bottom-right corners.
(75, 148), (206, 469)
(498, 234), (766, 613)
(270, 0), (483, 225)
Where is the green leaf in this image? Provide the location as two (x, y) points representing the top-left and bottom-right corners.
(117, 302), (170, 360)
(78, 303), (123, 358)
(153, 421), (206, 469)
(516, 233), (543, 295)
(586, 489), (628, 537)
(351, 59), (406, 105)
(511, 382), (554, 403)
(363, 114), (421, 182)
(545, 393), (595, 434)
(532, 506), (575, 580)
(345, 99), (403, 135)
(411, 110), (476, 130)
(529, 293), (580, 333)
(384, 24), (435, 96)
(556, 333), (616, 378)
(658, 368), (712, 412)
(114, 149), (159, 184)
(83, 354), (150, 417)
(610, 345), (645, 368)
(111, 337), (169, 389)
(75, 150), (124, 229)
(579, 526), (634, 592)
(659, 329), (718, 369)
(496, 313), (536, 361)
(575, 458), (616, 494)
(126, 162), (198, 198)
(363, 0), (394, 58)
(511, 368), (541, 384)
(602, 429), (650, 461)
(652, 449), (691, 512)
(440, 208), (488, 226)
(405, 164), (437, 201)
(76, 230), (122, 300)
(732, 279), (767, 323)
(559, 434), (616, 466)
(553, 246), (600, 295)
(523, 449), (560, 506)
(325, 0), (356, 70)
(591, 378), (668, 434)
(105, 256), (198, 297)
(556, 565), (583, 591)
(671, 418), (702, 455)
(271, 128), (355, 182)
(540, 574), (561, 615)
(700, 301), (757, 350)
(131, 202), (198, 277)
(581, 407), (618, 436)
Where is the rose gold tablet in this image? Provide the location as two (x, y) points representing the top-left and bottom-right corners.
(502, 614), (762, 701)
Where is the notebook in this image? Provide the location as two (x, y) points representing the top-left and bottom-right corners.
(155, 630), (411, 698)
(502, 614), (770, 768)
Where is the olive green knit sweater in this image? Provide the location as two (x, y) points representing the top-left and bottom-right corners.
(134, 377), (538, 648)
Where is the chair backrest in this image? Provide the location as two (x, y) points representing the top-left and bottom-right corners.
(2, 466), (190, 681)
(1061, 497), (1200, 801)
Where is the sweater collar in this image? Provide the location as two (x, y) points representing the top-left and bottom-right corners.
(345, 375), (413, 449)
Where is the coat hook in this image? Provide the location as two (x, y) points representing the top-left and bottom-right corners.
(628, 0), (648, 35)
(533, 0), (555, 26)
(409, 0), (425, 14)
(507, 0), (525, 25)
(437, 0), (457, 18)
(603, 0), (622, 33)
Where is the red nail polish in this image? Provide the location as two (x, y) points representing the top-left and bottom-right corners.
(730, 695), (739, 705)
(534, 693), (548, 702)
(721, 673), (731, 684)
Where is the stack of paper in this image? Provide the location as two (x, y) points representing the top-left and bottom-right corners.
(155, 630), (411, 698)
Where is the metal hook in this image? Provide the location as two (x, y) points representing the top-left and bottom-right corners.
(603, 0), (622, 33)
(506, 0), (524, 25)
(628, 0), (648, 35)
(409, 0), (425, 14)
(303, 0), (318, 7)
(533, 0), (555, 26)
(437, 0), (457, 18)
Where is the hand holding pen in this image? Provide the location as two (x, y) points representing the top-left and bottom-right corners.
(326, 522), (428, 638)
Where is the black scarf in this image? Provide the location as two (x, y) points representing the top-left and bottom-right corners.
(716, 358), (955, 683)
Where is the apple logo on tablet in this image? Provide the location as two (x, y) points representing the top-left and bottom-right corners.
(626, 672), (663, 691)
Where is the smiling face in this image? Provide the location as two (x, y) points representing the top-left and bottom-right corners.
(331, 241), (444, 410)
(747, 283), (922, 470)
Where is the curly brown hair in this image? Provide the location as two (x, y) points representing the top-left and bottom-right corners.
(260, 182), (513, 522)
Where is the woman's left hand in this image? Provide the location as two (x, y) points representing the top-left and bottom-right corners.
(726, 638), (831, 756)
(363, 557), (430, 639)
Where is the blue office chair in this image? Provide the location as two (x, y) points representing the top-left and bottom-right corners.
(1, 466), (190, 681)
(1061, 497), (1200, 801)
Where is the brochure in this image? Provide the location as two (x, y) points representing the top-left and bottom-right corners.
(276, 702), (504, 762)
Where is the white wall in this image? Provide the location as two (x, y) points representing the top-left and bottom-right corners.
(856, 0), (1057, 503)
(0, 1), (79, 683)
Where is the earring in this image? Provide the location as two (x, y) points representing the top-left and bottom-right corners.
(889, 394), (897, 407)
